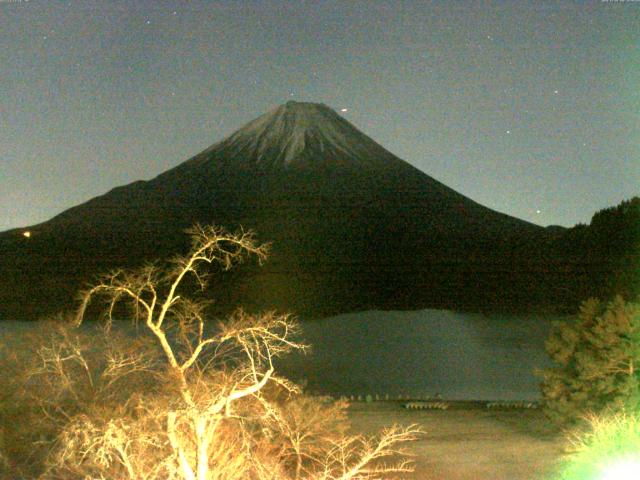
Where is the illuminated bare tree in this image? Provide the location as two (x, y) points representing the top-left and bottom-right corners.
(34, 225), (420, 480)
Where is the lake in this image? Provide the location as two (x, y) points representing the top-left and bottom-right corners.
(0, 309), (568, 401)
(277, 309), (567, 401)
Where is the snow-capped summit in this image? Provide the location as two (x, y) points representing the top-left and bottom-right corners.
(190, 101), (397, 170)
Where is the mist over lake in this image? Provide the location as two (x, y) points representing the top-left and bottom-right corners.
(277, 309), (565, 401)
(1, 309), (567, 402)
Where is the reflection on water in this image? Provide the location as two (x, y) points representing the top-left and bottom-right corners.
(276, 309), (568, 401)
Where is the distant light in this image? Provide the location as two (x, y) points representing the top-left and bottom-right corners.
(536, 210), (541, 214)
(341, 108), (348, 112)
(600, 459), (640, 480)
(23, 231), (31, 238)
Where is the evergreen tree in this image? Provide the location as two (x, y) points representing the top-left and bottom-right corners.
(540, 296), (640, 426)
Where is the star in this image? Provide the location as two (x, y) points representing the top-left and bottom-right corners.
(506, 130), (511, 134)
(536, 210), (541, 214)
(341, 108), (348, 112)
(553, 90), (559, 94)
(145, 20), (151, 25)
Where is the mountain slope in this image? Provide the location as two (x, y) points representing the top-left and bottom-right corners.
(0, 102), (600, 320)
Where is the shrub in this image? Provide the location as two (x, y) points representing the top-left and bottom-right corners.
(556, 411), (640, 480)
(540, 296), (640, 426)
(0, 318), (161, 479)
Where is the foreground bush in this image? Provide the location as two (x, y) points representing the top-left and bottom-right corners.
(1, 225), (420, 479)
(540, 296), (640, 426)
(556, 411), (640, 480)
(0, 317), (164, 478)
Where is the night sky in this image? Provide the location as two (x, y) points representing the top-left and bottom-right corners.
(1, 0), (638, 232)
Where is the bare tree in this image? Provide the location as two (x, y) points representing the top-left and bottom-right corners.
(31, 224), (420, 480)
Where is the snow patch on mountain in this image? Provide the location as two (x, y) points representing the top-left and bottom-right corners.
(220, 101), (383, 167)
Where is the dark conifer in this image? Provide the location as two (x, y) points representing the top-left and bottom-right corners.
(540, 296), (640, 425)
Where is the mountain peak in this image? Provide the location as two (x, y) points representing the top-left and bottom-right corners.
(281, 100), (328, 111)
(262, 101), (338, 132)
(215, 101), (389, 168)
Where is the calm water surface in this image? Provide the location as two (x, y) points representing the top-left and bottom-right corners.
(277, 309), (567, 401)
(1, 309), (568, 401)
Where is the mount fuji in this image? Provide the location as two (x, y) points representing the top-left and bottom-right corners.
(1, 102), (619, 320)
